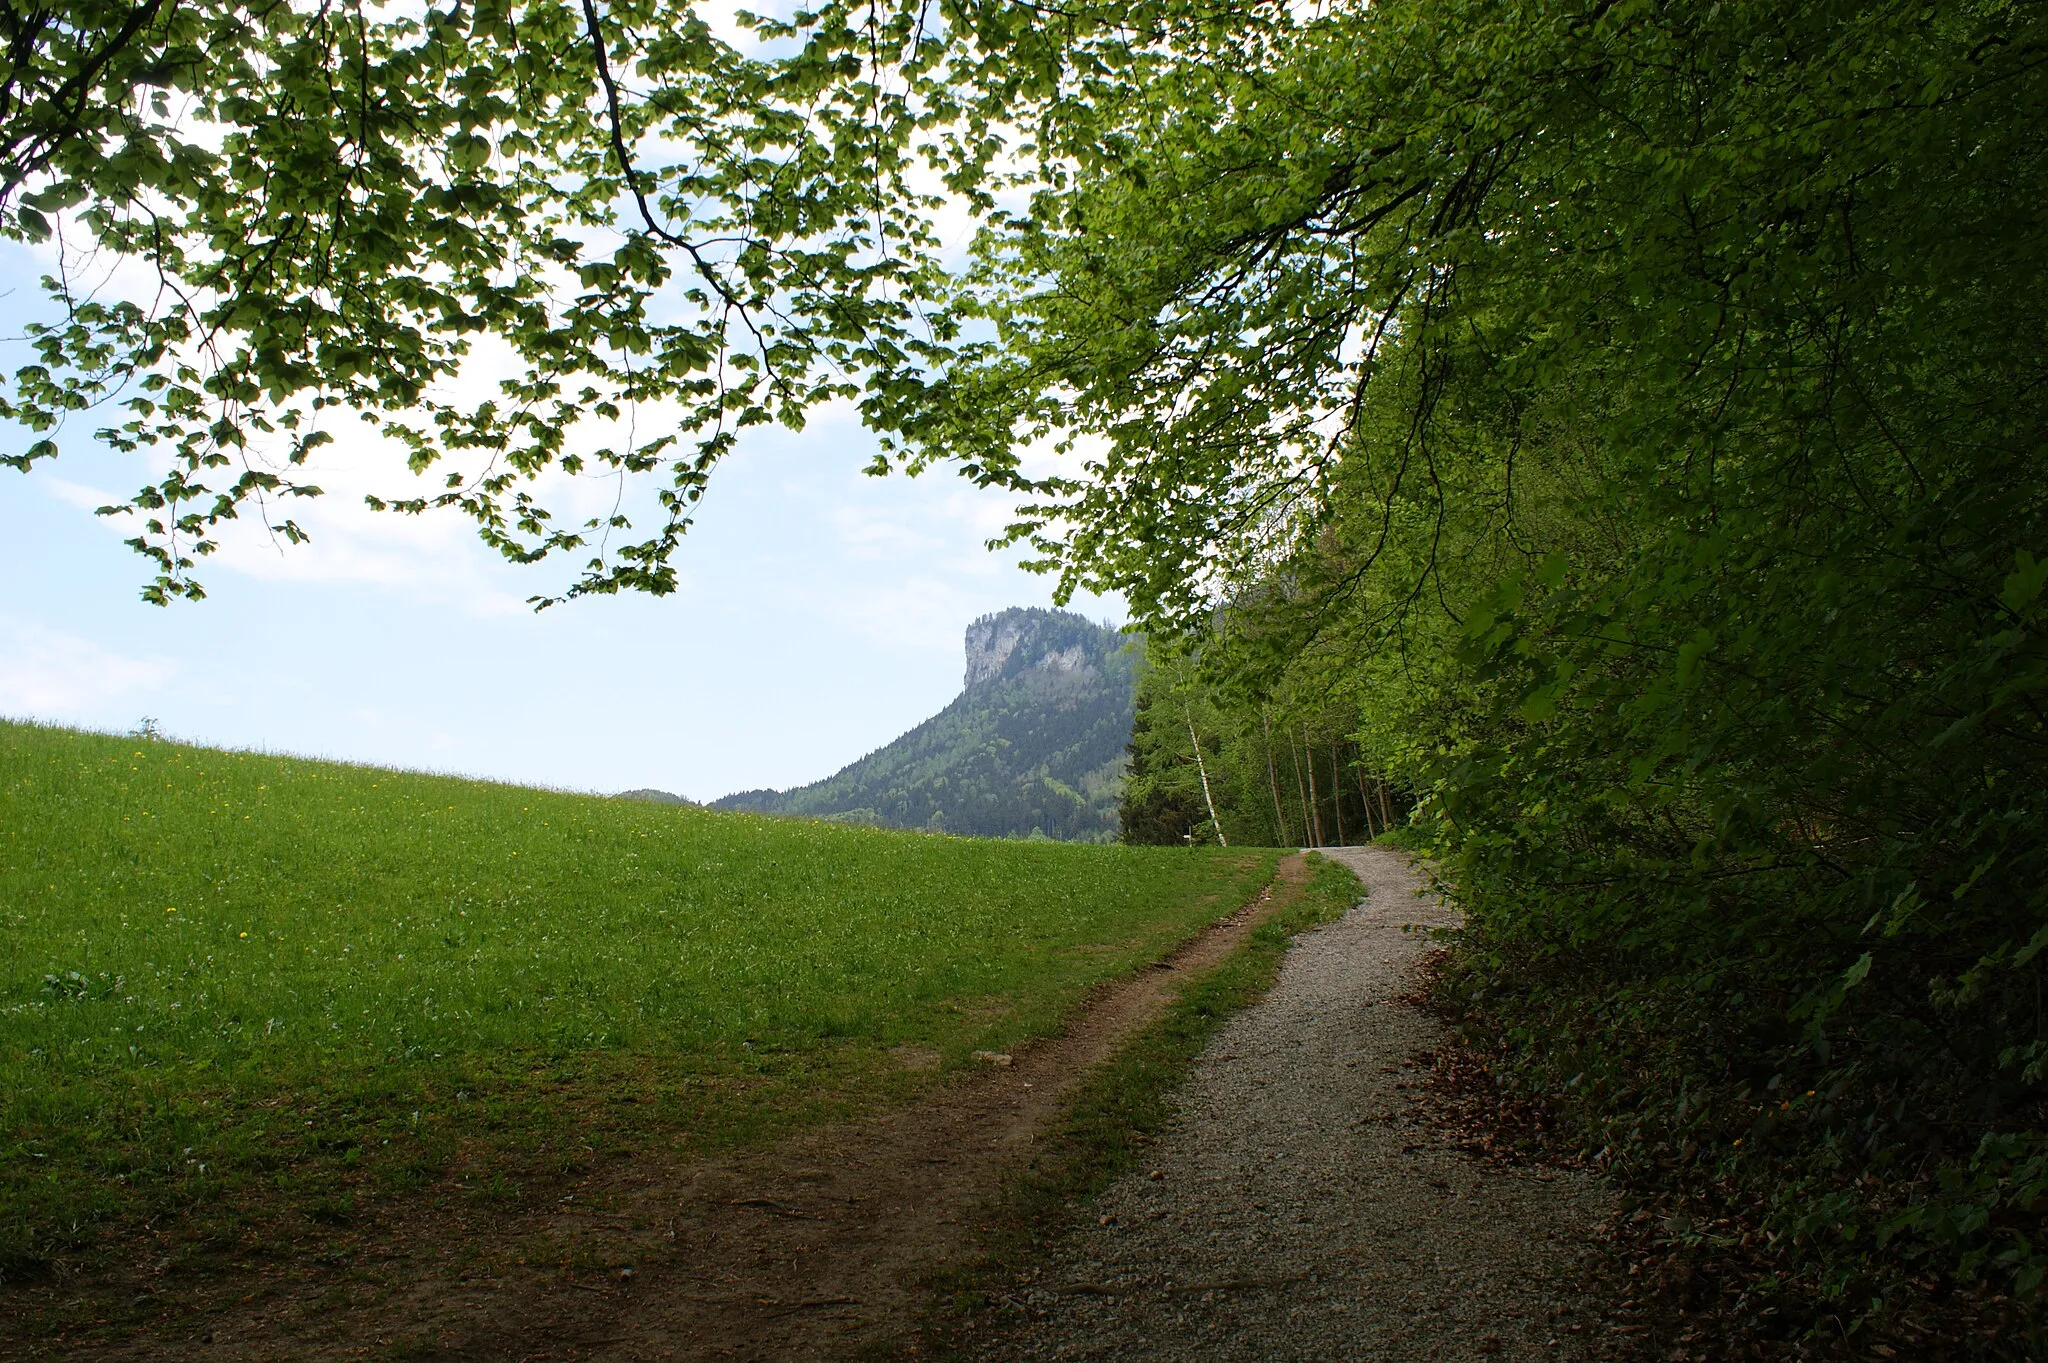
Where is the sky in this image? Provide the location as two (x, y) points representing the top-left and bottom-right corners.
(0, 265), (1119, 803)
(0, 1), (1139, 803)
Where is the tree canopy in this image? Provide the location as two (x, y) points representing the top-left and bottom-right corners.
(2, 0), (985, 601)
(984, 0), (2047, 1336)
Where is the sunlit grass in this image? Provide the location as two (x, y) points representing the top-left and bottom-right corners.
(0, 720), (1272, 1275)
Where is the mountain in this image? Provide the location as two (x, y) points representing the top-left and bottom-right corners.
(713, 608), (1140, 840)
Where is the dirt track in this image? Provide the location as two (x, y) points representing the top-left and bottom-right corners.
(36, 858), (1312, 1361)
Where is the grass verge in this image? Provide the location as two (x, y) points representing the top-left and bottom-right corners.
(924, 851), (1364, 1347)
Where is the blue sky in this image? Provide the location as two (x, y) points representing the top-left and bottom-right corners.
(0, 252), (1119, 801)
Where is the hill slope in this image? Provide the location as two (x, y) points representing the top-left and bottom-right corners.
(0, 719), (1269, 1303)
(714, 608), (1139, 840)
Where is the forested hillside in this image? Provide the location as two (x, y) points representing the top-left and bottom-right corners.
(714, 609), (1136, 840)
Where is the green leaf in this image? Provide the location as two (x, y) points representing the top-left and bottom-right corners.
(2001, 551), (2048, 615)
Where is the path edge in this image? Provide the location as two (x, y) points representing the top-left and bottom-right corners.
(921, 850), (1366, 1352)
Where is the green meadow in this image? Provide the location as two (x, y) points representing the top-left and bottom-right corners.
(0, 721), (1273, 1277)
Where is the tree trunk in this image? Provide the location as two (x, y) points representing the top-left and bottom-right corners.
(1300, 725), (1323, 847)
(1328, 742), (1346, 846)
(1262, 712), (1290, 846)
(1186, 706), (1227, 847)
(1378, 778), (1394, 831)
(1287, 725), (1312, 847)
(1354, 762), (1378, 841)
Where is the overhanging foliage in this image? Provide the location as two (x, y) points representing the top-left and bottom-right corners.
(926, 0), (2048, 1337)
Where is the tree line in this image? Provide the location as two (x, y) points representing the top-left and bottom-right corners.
(1119, 655), (1409, 850)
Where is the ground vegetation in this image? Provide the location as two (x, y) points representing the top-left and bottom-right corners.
(0, 719), (1270, 1303)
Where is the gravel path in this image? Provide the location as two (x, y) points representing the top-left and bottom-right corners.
(970, 844), (1612, 1362)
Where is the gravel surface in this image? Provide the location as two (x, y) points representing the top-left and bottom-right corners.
(970, 844), (1612, 1362)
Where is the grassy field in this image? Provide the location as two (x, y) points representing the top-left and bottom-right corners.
(0, 721), (1275, 1282)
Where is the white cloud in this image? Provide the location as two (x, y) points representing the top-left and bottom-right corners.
(829, 576), (1005, 654)
(37, 477), (114, 513)
(826, 478), (1018, 565)
(0, 617), (173, 718)
(828, 503), (946, 560)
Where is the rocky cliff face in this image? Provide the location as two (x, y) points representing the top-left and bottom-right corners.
(715, 607), (1139, 841)
(963, 614), (1027, 688)
(963, 609), (1110, 689)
